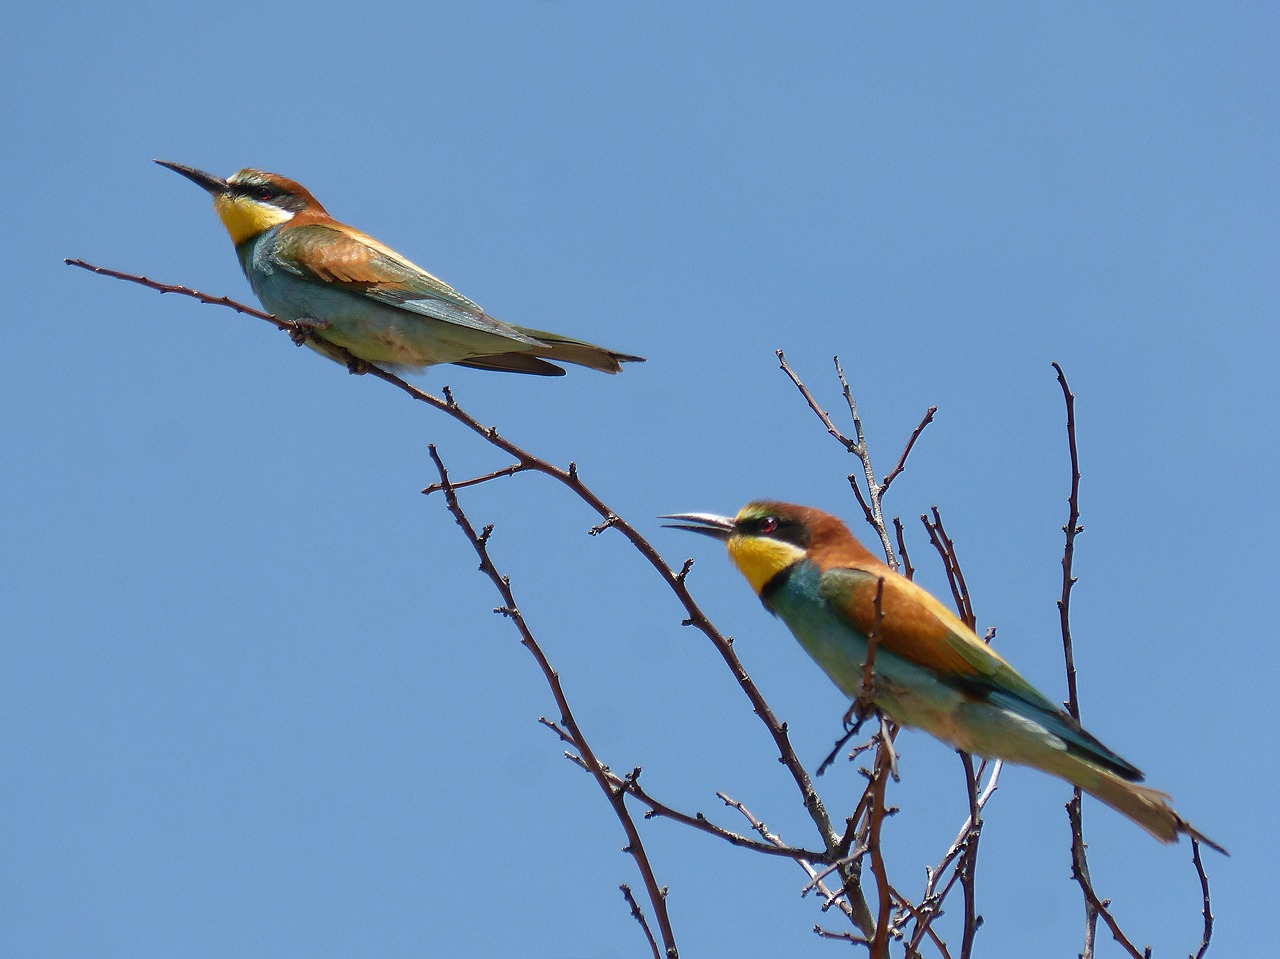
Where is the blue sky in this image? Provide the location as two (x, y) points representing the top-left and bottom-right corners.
(3, 3), (1276, 956)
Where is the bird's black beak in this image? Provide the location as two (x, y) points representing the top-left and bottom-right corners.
(661, 512), (736, 541)
(155, 159), (229, 195)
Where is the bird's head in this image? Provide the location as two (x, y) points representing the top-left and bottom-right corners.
(155, 160), (329, 245)
(664, 501), (826, 596)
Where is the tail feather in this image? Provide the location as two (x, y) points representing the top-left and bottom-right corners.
(452, 353), (567, 376)
(1082, 770), (1227, 855)
(513, 325), (645, 374)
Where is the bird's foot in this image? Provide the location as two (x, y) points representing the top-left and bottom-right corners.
(346, 358), (372, 375)
(287, 316), (331, 346)
(843, 699), (873, 734)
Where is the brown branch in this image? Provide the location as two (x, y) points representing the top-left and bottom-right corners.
(1067, 795), (1148, 959)
(1192, 839), (1214, 959)
(1053, 362), (1085, 719)
(1052, 363), (1106, 959)
(73, 260), (846, 857)
(902, 761), (1001, 955)
(619, 880), (660, 957)
(428, 445), (679, 957)
(1051, 362), (1215, 956)
(881, 406), (938, 497)
(860, 578), (886, 709)
(776, 351), (914, 569)
(65, 258), (285, 327)
(718, 792), (870, 930)
(620, 884), (662, 959)
(956, 753), (982, 959)
(864, 722), (896, 959)
(421, 462), (527, 495)
(73, 261), (879, 942)
(1052, 363), (1151, 959)
(593, 764), (830, 862)
(920, 507), (976, 630)
(894, 518), (916, 581)
(775, 350), (860, 454)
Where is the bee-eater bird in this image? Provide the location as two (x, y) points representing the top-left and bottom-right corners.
(155, 160), (644, 376)
(665, 502), (1223, 852)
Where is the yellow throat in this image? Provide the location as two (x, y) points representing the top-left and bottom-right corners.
(727, 535), (806, 595)
(213, 193), (294, 245)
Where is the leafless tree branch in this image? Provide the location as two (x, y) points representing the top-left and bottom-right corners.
(427, 444), (679, 957)
(75, 261), (876, 940)
(74, 259), (1218, 956)
(620, 884), (662, 959)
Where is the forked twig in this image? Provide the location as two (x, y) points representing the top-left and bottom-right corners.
(74, 260), (874, 941)
(428, 445), (679, 957)
(620, 885), (662, 959)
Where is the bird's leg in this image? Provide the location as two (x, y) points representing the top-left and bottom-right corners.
(843, 698), (873, 733)
(287, 316), (331, 346)
(817, 701), (879, 776)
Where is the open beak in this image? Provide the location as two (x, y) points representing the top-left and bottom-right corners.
(661, 512), (736, 541)
(155, 159), (229, 195)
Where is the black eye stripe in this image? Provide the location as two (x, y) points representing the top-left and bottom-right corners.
(739, 514), (808, 547)
(233, 181), (275, 200)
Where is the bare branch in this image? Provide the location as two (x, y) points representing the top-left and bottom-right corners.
(73, 262), (851, 892)
(620, 885), (662, 959)
(775, 351), (919, 570)
(881, 406), (937, 496)
(775, 350), (860, 454)
(1191, 839), (1214, 959)
(864, 721), (897, 959)
(956, 753), (983, 959)
(427, 445), (680, 958)
(901, 760), (1001, 955)
(894, 518), (916, 581)
(582, 763), (829, 862)
(1053, 362), (1085, 719)
(65, 258), (285, 326)
(1067, 793), (1148, 959)
(920, 507), (976, 630)
(718, 791), (874, 933)
(421, 462), (527, 496)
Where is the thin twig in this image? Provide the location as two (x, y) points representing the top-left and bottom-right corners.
(427, 445), (680, 958)
(881, 406), (938, 497)
(864, 721), (896, 959)
(421, 462), (527, 495)
(718, 792), (870, 929)
(956, 753), (982, 959)
(577, 761), (830, 862)
(920, 508), (976, 629)
(620, 884), (662, 959)
(1191, 839), (1214, 959)
(1053, 362), (1085, 719)
(1066, 796), (1149, 959)
(76, 261), (883, 938)
(1052, 363), (1106, 959)
(902, 760), (1001, 956)
(65, 259), (285, 326)
(894, 517), (916, 581)
(775, 351), (910, 569)
(72, 261), (885, 946)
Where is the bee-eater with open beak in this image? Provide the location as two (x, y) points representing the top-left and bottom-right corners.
(155, 160), (644, 376)
(665, 502), (1223, 852)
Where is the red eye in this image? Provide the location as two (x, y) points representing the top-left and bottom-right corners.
(760, 516), (778, 534)
(256, 187), (273, 201)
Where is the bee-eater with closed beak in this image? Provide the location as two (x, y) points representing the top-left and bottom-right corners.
(155, 160), (644, 376)
(665, 502), (1223, 852)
